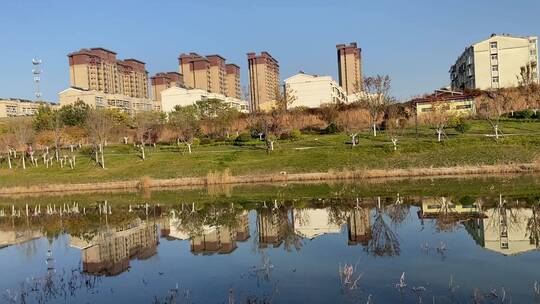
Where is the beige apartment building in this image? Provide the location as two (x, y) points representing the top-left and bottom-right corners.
(68, 48), (149, 98)
(0, 98), (53, 118)
(150, 72), (183, 103)
(284, 72), (347, 109)
(207, 55), (227, 96)
(450, 34), (539, 90)
(225, 63), (241, 99)
(336, 42), (362, 96)
(64, 48), (152, 113)
(70, 220), (158, 276)
(178, 53), (212, 92)
(247, 51), (280, 112)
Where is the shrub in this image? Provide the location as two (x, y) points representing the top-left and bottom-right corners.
(324, 122), (341, 134)
(235, 133), (252, 143)
(200, 138), (212, 145)
(280, 129), (302, 141)
(454, 119), (471, 134)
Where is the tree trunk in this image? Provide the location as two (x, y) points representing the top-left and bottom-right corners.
(437, 130), (442, 142)
(392, 138), (398, 150)
(141, 145), (146, 160)
(95, 149), (99, 166)
(351, 134), (357, 147)
(100, 148), (105, 169)
(7, 153), (11, 169)
(22, 153), (26, 170)
(187, 143), (192, 154)
(373, 123), (377, 137)
(494, 125), (499, 140)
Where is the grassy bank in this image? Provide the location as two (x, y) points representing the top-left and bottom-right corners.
(1, 120), (540, 188)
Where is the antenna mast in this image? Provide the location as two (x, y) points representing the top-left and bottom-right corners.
(32, 57), (43, 101)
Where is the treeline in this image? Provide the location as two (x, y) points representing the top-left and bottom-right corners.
(0, 75), (539, 170)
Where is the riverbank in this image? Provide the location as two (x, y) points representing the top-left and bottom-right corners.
(1, 162), (538, 195)
(2, 120), (540, 192)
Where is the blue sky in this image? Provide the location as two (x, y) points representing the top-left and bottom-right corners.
(1, 0), (539, 102)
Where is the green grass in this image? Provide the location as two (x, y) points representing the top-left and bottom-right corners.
(1, 120), (540, 187)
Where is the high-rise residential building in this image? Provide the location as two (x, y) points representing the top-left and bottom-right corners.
(207, 55), (227, 96)
(68, 48), (149, 99)
(247, 51), (280, 112)
(284, 72), (347, 109)
(450, 34), (538, 91)
(178, 53), (211, 92)
(336, 42), (362, 96)
(64, 48), (152, 114)
(150, 72), (183, 102)
(225, 63), (241, 99)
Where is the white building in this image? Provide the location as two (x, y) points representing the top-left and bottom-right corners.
(160, 86), (249, 113)
(58, 87), (155, 115)
(284, 72), (347, 109)
(450, 34), (538, 90)
(0, 99), (54, 118)
(293, 208), (342, 240)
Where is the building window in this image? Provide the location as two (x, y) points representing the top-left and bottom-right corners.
(490, 42), (498, 48)
(492, 65), (498, 71)
(491, 54), (498, 60)
(492, 76), (499, 83)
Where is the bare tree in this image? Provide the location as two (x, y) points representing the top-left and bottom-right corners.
(385, 104), (408, 150)
(477, 90), (511, 140)
(336, 109), (369, 147)
(85, 109), (114, 169)
(133, 111), (164, 160)
(9, 118), (34, 170)
(422, 102), (453, 142)
(357, 75), (393, 137)
(517, 63), (540, 113)
(275, 84), (297, 111)
(168, 105), (199, 154)
(0, 133), (15, 169)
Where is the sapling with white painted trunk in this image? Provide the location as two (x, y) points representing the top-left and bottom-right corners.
(478, 90), (511, 140)
(356, 75), (393, 137)
(168, 105), (200, 155)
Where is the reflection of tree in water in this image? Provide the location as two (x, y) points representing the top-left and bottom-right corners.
(434, 197), (461, 232)
(366, 198), (400, 257)
(3, 267), (102, 304)
(527, 203), (540, 247)
(385, 194), (410, 226)
(255, 201), (303, 253)
(172, 203), (243, 238)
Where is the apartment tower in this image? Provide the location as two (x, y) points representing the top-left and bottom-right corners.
(68, 48), (149, 98)
(150, 72), (183, 102)
(247, 51), (280, 111)
(450, 34), (538, 90)
(178, 53), (211, 92)
(336, 42), (362, 95)
(207, 55), (227, 96)
(225, 64), (241, 99)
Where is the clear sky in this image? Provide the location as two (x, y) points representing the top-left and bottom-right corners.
(1, 0), (539, 102)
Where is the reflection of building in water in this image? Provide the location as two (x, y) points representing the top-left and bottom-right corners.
(293, 208), (342, 239)
(418, 198), (481, 218)
(0, 229), (43, 249)
(465, 207), (537, 256)
(69, 219), (158, 276)
(168, 211), (250, 255)
(348, 208), (371, 246)
(257, 209), (289, 248)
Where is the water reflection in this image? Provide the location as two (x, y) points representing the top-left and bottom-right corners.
(69, 219), (158, 275)
(3, 192), (540, 303)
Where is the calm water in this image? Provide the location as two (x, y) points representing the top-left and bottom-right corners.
(2, 178), (540, 303)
